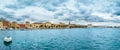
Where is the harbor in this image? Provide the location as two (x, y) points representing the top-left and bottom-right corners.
(0, 19), (120, 30)
(0, 0), (120, 50)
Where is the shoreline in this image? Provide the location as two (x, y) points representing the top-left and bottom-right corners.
(0, 27), (120, 31)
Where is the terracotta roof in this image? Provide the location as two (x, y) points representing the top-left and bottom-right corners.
(18, 24), (25, 28)
(33, 22), (43, 24)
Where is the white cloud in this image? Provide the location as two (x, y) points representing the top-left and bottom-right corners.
(91, 12), (114, 20)
(14, 6), (55, 20)
(0, 0), (16, 9)
(0, 0), (120, 25)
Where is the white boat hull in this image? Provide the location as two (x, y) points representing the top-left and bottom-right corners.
(4, 37), (12, 42)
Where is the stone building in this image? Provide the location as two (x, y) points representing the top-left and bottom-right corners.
(0, 18), (9, 29)
(25, 21), (31, 29)
(44, 22), (52, 28)
(10, 21), (19, 29)
(32, 23), (43, 29)
(0, 20), (3, 29)
(88, 24), (92, 28)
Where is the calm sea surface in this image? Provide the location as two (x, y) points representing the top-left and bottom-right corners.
(0, 28), (120, 50)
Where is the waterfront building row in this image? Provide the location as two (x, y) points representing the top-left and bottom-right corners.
(0, 20), (86, 29)
(1, 19), (118, 29)
(10, 22), (80, 29)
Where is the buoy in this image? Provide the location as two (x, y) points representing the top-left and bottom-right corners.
(4, 36), (12, 43)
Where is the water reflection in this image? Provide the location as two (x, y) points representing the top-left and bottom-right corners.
(4, 41), (12, 46)
(3, 40), (12, 50)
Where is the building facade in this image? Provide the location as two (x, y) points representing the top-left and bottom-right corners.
(10, 22), (19, 29)
(3, 21), (9, 29)
(18, 24), (25, 29)
(0, 21), (3, 29)
(25, 21), (30, 29)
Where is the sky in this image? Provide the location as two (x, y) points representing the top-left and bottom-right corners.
(0, 0), (120, 25)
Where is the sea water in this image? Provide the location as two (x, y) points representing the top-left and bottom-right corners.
(0, 28), (120, 50)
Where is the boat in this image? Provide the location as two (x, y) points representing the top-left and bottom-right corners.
(4, 36), (12, 43)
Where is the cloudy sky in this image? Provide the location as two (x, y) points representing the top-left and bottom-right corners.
(0, 0), (120, 25)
